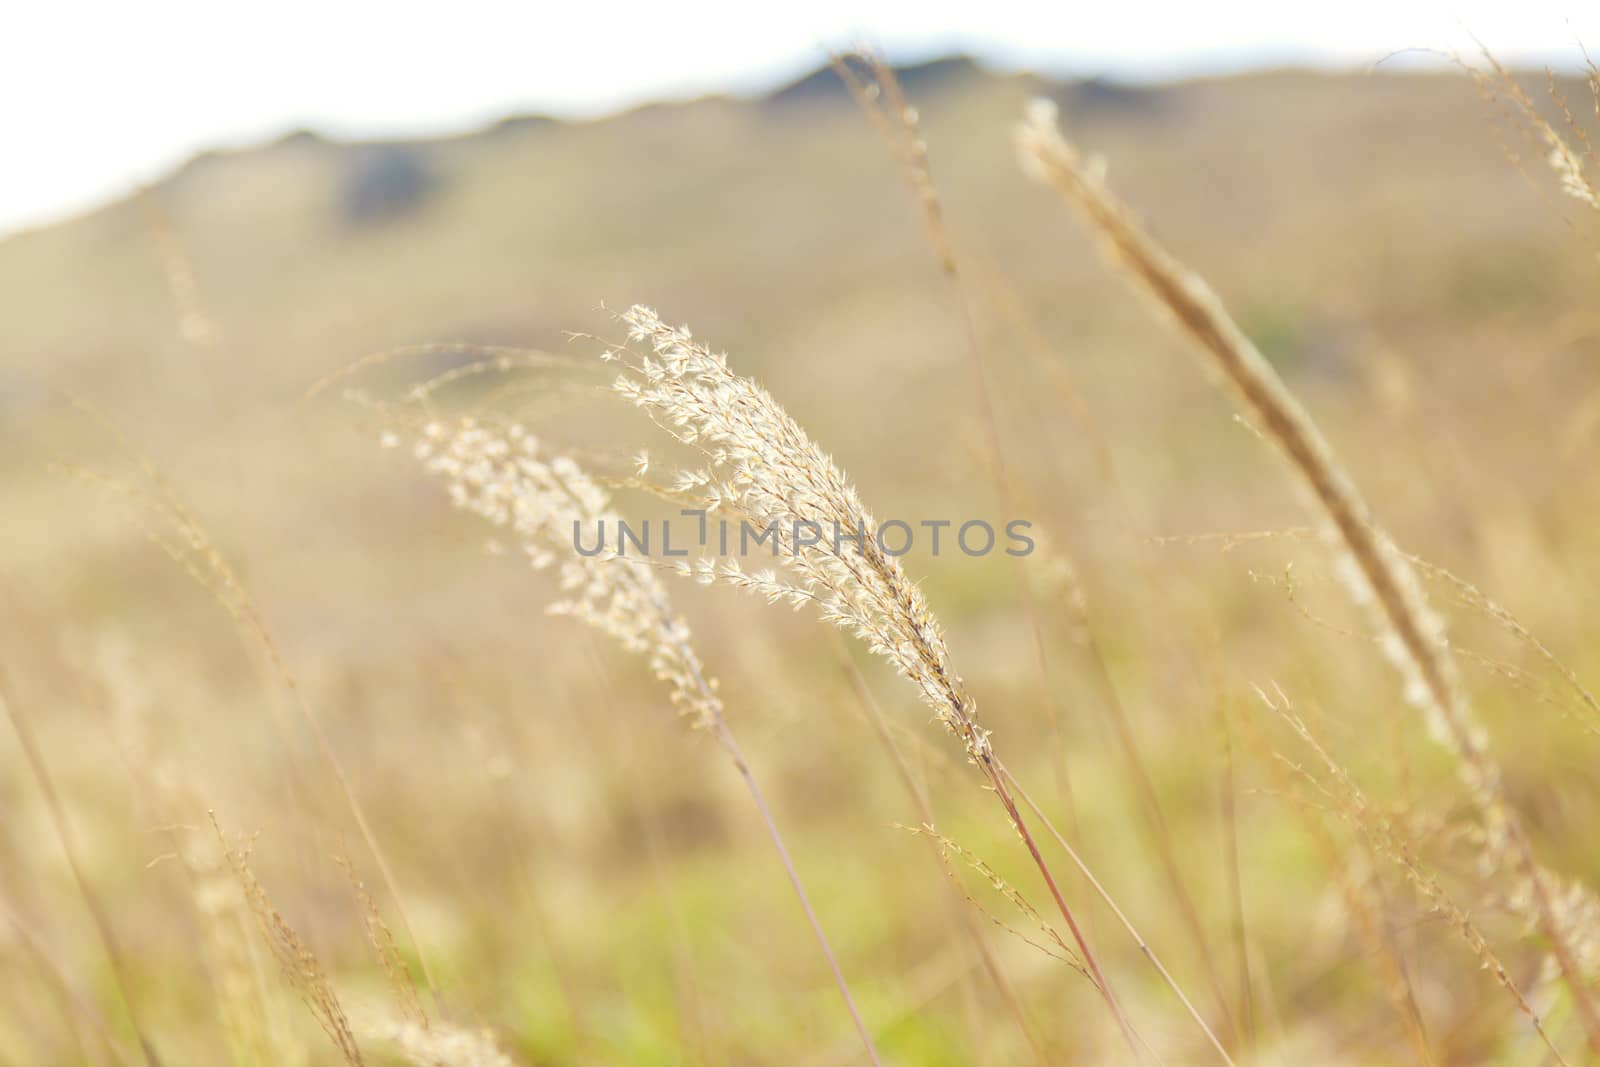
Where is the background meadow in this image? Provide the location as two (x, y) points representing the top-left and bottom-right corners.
(3, 50), (1600, 1065)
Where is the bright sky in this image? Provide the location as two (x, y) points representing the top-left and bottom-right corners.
(4, 2), (1597, 237)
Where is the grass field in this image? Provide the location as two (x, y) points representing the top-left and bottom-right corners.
(3, 51), (1600, 1065)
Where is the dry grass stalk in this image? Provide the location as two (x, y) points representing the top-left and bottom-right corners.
(0, 665), (163, 1067)
(1013, 100), (1473, 784)
(1014, 100), (1600, 1052)
(1402, 552), (1600, 728)
(993, 761), (1238, 1065)
(602, 306), (983, 770)
(900, 824), (1086, 976)
(1257, 686), (1569, 1065)
(829, 66), (1247, 1052)
(1232, 711), (1437, 1064)
(834, 51), (1092, 845)
(403, 419), (882, 1065)
(1168, 526), (1600, 729)
(1455, 47), (1600, 216)
(103, 648), (298, 1067)
(57, 403), (444, 1011)
(212, 817), (365, 1067)
(830, 49), (954, 274)
(834, 646), (1049, 1065)
(1033, 530), (1241, 1045)
(335, 853), (428, 1032)
(839, 56), (1241, 1047)
(405, 419), (725, 730)
(836, 83), (1253, 1049)
(595, 305), (1162, 1059)
(606, 300), (1237, 1059)
(1248, 557), (1591, 740)
(1470, 49), (1600, 212)
(166, 821), (297, 1067)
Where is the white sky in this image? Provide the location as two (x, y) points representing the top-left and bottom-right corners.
(3, 2), (1598, 237)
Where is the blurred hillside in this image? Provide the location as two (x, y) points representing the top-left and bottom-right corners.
(4, 57), (1596, 674)
(4, 54), (1600, 1065)
(4, 56), (1595, 606)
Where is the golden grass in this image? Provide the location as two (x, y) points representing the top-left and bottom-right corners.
(7, 46), (1600, 1067)
(1016, 86), (1600, 1058)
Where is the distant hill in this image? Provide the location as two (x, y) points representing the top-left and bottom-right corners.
(765, 54), (988, 108)
(0, 60), (1588, 422)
